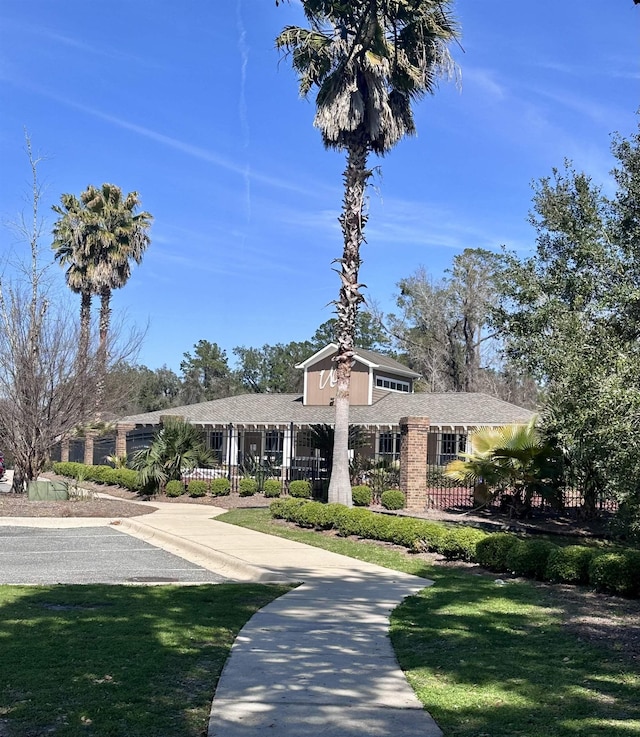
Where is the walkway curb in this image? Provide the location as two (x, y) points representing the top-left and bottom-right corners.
(116, 516), (292, 584)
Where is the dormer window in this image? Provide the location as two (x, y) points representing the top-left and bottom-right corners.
(375, 376), (410, 393)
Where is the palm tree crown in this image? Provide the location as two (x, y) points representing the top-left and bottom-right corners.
(277, 0), (458, 154)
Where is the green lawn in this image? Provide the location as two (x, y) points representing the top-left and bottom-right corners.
(219, 508), (640, 737)
(0, 583), (289, 737)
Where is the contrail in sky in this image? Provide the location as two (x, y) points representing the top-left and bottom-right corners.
(237, 0), (251, 223)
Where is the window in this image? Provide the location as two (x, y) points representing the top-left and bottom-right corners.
(378, 432), (400, 456)
(440, 433), (467, 464)
(375, 375), (410, 393)
(209, 431), (224, 463)
(265, 431), (283, 453)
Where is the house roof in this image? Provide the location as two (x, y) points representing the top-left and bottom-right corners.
(118, 391), (534, 430)
(295, 343), (421, 379)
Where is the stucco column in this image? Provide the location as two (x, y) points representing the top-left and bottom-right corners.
(115, 423), (135, 459)
(399, 416), (431, 511)
(228, 425), (239, 493)
(84, 430), (97, 466)
(60, 438), (70, 463)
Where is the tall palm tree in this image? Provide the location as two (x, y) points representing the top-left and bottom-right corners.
(52, 184), (152, 411)
(79, 184), (152, 358)
(52, 193), (94, 366)
(277, 0), (459, 505)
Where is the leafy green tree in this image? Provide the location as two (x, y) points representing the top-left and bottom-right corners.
(233, 340), (313, 393)
(130, 417), (213, 494)
(493, 123), (640, 527)
(180, 340), (237, 403)
(277, 0), (458, 505)
(311, 311), (392, 353)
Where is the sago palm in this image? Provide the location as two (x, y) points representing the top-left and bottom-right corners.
(277, 0), (459, 505)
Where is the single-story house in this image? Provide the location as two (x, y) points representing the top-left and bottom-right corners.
(110, 344), (534, 486)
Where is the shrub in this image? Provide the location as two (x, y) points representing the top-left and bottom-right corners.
(546, 545), (598, 584)
(262, 479), (282, 498)
(475, 533), (520, 572)
(288, 480), (312, 499)
(352, 485), (373, 507)
(239, 478), (258, 497)
(380, 489), (405, 510)
(589, 550), (640, 597)
(270, 498), (308, 519)
(187, 480), (209, 498)
(335, 508), (376, 537)
(165, 480), (185, 497)
(506, 539), (558, 580)
(439, 527), (489, 561)
(210, 477), (231, 497)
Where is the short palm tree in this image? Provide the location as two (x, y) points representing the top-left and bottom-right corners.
(277, 0), (459, 505)
(130, 417), (213, 495)
(445, 417), (562, 512)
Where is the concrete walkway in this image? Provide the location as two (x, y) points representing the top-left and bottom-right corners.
(116, 501), (442, 737)
(2, 488), (441, 736)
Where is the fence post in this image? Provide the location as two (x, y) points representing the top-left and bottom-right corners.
(60, 437), (70, 463)
(399, 416), (431, 511)
(115, 422), (135, 459)
(83, 430), (97, 466)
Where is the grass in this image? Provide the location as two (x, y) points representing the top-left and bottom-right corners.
(0, 583), (289, 737)
(219, 508), (640, 737)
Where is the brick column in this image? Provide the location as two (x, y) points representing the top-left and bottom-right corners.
(61, 438), (70, 463)
(116, 423), (135, 458)
(399, 416), (431, 511)
(84, 430), (97, 466)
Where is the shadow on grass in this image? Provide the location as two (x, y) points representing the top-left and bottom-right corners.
(0, 583), (288, 737)
(391, 571), (640, 737)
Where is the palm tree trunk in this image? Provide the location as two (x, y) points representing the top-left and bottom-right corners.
(95, 287), (111, 415)
(328, 137), (370, 506)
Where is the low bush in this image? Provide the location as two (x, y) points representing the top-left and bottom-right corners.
(262, 480), (282, 498)
(270, 498), (308, 519)
(288, 480), (312, 499)
(475, 532), (520, 571)
(351, 485), (373, 507)
(187, 480), (209, 498)
(506, 539), (559, 580)
(52, 462), (142, 491)
(380, 489), (405, 510)
(267, 498), (640, 598)
(589, 550), (640, 597)
(210, 477), (231, 497)
(335, 508), (376, 538)
(546, 545), (597, 584)
(165, 480), (185, 497)
(439, 527), (489, 561)
(239, 478), (258, 497)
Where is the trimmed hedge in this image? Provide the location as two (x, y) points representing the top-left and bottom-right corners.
(351, 485), (373, 507)
(52, 462), (142, 492)
(268, 499), (640, 599)
(165, 480), (185, 497)
(262, 479), (282, 498)
(288, 480), (312, 499)
(239, 478), (258, 497)
(187, 480), (208, 498)
(380, 489), (405, 510)
(210, 477), (231, 497)
(546, 545), (597, 584)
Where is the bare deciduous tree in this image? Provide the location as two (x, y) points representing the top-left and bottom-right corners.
(0, 137), (140, 492)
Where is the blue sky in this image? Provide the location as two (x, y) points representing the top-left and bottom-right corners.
(1, 1), (638, 373)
